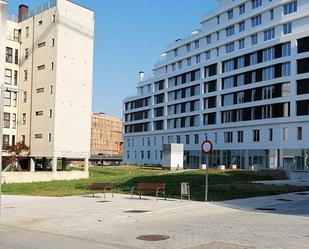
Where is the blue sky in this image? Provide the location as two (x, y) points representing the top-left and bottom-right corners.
(8, 0), (218, 118)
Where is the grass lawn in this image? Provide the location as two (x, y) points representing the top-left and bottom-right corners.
(2, 166), (309, 201)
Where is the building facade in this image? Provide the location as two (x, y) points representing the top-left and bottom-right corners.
(2, 0), (94, 171)
(123, 0), (309, 173)
(91, 113), (123, 156)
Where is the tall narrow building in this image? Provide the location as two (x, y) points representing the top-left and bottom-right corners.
(2, 0), (94, 171)
(123, 0), (309, 175)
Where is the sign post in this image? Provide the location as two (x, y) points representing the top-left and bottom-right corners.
(201, 140), (213, 202)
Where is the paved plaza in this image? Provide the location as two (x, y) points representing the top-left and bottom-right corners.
(0, 192), (308, 249)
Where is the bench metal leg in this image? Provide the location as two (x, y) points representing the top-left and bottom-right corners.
(130, 186), (136, 199)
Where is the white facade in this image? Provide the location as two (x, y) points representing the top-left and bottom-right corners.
(2, 0), (94, 170)
(123, 0), (309, 173)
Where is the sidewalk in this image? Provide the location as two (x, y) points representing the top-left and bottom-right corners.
(0, 192), (308, 249)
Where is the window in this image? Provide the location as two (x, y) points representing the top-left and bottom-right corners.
(283, 127), (288, 141)
(12, 92), (17, 107)
(282, 63), (291, 76)
(177, 61), (182, 69)
(174, 49), (178, 57)
(23, 91), (27, 102)
(172, 63), (176, 71)
(263, 47), (275, 61)
(38, 20), (43, 25)
(185, 135), (190, 144)
(217, 15), (220, 24)
(239, 4), (245, 15)
(264, 28), (275, 41)
(51, 62), (54, 70)
(37, 65), (45, 70)
(3, 113), (10, 128)
(25, 26), (29, 38)
(194, 134), (199, 144)
(3, 135), (9, 149)
(5, 69), (12, 84)
(24, 70), (28, 81)
(141, 151), (144, 159)
(14, 49), (19, 64)
(52, 38), (55, 47)
(270, 9), (274, 20)
(239, 39), (245, 49)
(252, 0), (262, 9)
(22, 113), (26, 124)
(38, 42), (46, 48)
(206, 35), (211, 44)
(283, 23), (292, 35)
(50, 85), (53, 94)
(5, 47), (13, 63)
(4, 91), (10, 106)
(12, 114), (16, 129)
(226, 43), (234, 53)
(251, 15), (262, 27)
(283, 1), (297, 15)
(25, 48), (29, 60)
(34, 134), (43, 139)
(194, 40), (199, 49)
(282, 42), (291, 56)
(253, 130), (260, 142)
(297, 127), (302, 140)
(36, 88), (44, 93)
(147, 151), (150, 159)
(269, 128), (273, 141)
(186, 43), (191, 52)
(205, 51), (210, 60)
(227, 9), (233, 20)
(226, 26), (234, 37)
(251, 34), (258, 45)
(195, 55), (200, 64)
(53, 14), (56, 23)
(14, 70), (18, 85)
(224, 132), (233, 143)
(35, 111), (43, 116)
(237, 131), (243, 143)
(187, 58), (191, 67)
(239, 21), (245, 32)
(176, 135), (181, 144)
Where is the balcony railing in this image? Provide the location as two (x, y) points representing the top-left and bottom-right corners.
(21, 0), (57, 21)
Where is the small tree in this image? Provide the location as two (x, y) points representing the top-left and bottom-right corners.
(4, 142), (30, 171)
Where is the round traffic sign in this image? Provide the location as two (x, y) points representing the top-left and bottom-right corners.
(201, 140), (213, 154)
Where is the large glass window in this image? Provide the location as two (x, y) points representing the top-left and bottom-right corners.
(3, 113), (10, 128)
(5, 47), (13, 63)
(283, 1), (297, 15)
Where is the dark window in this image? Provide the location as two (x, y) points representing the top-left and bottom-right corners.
(154, 93), (164, 104)
(297, 100), (309, 116)
(297, 58), (309, 74)
(297, 79), (309, 95)
(154, 120), (164, 130)
(154, 107), (164, 117)
(298, 36), (309, 53)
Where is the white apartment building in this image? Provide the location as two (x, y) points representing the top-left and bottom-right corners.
(123, 0), (309, 174)
(1, 0), (94, 171)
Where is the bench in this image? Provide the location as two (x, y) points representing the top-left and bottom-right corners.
(86, 183), (114, 198)
(131, 183), (166, 201)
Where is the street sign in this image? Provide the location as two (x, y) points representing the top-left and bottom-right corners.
(201, 140), (213, 154)
(201, 140), (213, 202)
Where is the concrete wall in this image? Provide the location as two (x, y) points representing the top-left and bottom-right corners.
(54, 0), (94, 159)
(2, 171), (89, 183)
